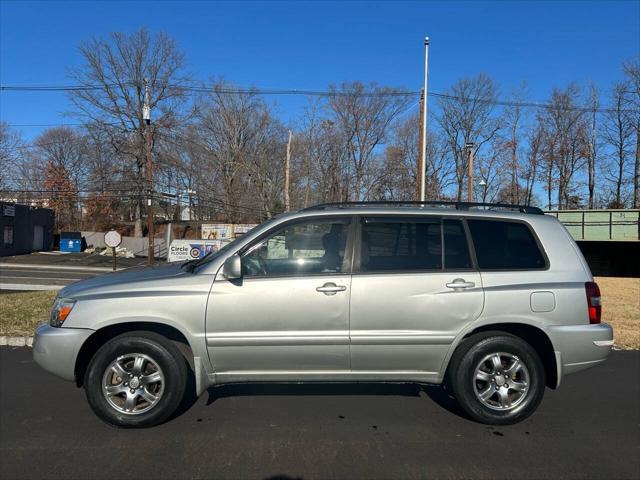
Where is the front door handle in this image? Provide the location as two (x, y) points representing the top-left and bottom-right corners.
(316, 282), (347, 296)
(446, 278), (476, 290)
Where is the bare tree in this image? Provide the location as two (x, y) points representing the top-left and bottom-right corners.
(477, 140), (506, 203)
(33, 128), (87, 230)
(327, 82), (413, 201)
(379, 112), (451, 200)
(193, 83), (285, 221)
(293, 101), (350, 207)
(69, 28), (189, 236)
(437, 74), (500, 201)
(585, 85), (599, 208)
(522, 125), (544, 206)
(602, 82), (634, 207)
(623, 58), (640, 207)
(498, 85), (529, 204)
(0, 122), (23, 192)
(538, 84), (587, 209)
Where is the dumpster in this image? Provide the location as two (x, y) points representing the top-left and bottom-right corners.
(59, 232), (82, 252)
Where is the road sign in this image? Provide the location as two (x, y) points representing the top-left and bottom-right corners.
(104, 230), (122, 248)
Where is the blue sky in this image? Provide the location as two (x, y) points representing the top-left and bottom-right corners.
(1, 0), (639, 141)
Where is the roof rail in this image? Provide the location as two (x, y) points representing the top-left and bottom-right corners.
(300, 201), (544, 215)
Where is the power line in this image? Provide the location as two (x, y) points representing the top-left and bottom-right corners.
(2, 82), (636, 114)
(4, 123), (88, 127)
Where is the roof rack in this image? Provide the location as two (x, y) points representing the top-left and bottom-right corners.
(300, 201), (544, 215)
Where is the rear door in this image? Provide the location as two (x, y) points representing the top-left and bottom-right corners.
(349, 216), (484, 374)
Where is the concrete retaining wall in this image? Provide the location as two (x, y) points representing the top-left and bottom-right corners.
(82, 232), (167, 258)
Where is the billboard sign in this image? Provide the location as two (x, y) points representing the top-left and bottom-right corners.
(167, 239), (230, 262)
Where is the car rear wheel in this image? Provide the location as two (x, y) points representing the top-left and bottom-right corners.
(448, 332), (546, 425)
(85, 331), (187, 428)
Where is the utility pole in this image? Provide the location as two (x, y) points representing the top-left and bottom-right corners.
(419, 36), (430, 202)
(143, 79), (154, 265)
(285, 130), (292, 211)
(466, 142), (475, 202)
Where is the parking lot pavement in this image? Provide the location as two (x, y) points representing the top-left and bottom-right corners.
(0, 264), (102, 290)
(1, 348), (638, 480)
(0, 252), (150, 291)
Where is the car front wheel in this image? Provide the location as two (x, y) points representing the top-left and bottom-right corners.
(448, 332), (546, 425)
(84, 331), (187, 428)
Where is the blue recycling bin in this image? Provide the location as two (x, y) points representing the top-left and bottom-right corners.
(60, 232), (82, 252)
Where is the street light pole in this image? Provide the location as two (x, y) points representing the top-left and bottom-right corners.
(419, 36), (430, 202)
(466, 142), (475, 202)
(143, 79), (154, 265)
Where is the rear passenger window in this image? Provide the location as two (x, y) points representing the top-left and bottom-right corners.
(444, 220), (472, 269)
(361, 218), (442, 271)
(468, 219), (546, 270)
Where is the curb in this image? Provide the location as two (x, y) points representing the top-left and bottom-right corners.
(0, 336), (34, 347)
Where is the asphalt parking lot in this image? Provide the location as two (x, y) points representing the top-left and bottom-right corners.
(0, 253), (148, 291)
(0, 347), (638, 480)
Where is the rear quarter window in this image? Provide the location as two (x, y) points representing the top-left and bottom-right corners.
(468, 219), (547, 270)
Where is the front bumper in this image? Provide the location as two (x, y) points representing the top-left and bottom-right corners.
(32, 323), (94, 381)
(547, 323), (614, 385)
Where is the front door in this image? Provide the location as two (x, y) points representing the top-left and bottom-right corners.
(349, 216), (484, 375)
(206, 216), (353, 379)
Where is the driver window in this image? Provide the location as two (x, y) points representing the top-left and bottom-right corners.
(242, 219), (350, 277)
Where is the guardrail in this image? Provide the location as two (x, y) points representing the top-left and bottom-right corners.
(545, 209), (639, 242)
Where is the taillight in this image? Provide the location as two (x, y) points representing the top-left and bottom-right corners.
(585, 282), (602, 324)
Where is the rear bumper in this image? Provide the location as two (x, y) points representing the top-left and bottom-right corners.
(32, 323), (94, 381)
(547, 323), (614, 386)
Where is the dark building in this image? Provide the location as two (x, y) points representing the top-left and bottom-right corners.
(0, 202), (55, 257)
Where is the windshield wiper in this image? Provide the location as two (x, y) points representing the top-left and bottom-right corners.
(181, 252), (213, 273)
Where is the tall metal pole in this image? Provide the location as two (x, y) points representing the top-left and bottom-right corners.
(419, 36), (430, 202)
(285, 130), (292, 211)
(416, 91), (424, 200)
(144, 79), (154, 265)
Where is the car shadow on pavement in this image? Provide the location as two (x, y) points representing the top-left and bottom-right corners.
(198, 382), (467, 419)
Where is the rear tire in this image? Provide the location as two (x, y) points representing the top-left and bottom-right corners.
(448, 332), (545, 425)
(84, 331), (187, 428)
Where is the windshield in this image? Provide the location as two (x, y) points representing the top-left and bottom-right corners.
(182, 218), (280, 271)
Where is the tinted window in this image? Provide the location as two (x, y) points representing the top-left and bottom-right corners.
(242, 219), (350, 277)
(444, 219), (472, 269)
(468, 219), (546, 270)
(360, 218), (442, 271)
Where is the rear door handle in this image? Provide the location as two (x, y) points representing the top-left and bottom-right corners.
(446, 278), (476, 290)
(316, 282), (347, 296)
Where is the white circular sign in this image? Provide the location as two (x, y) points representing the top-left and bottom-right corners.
(104, 230), (122, 248)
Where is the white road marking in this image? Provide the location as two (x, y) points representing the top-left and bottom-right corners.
(0, 283), (64, 291)
(0, 263), (125, 272)
(0, 268), (95, 276)
(1, 275), (82, 281)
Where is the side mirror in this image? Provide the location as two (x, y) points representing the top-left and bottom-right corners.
(222, 254), (242, 280)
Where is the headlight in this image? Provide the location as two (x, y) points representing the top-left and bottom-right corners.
(50, 298), (76, 327)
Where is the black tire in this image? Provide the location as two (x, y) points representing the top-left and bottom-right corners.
(447, 332), (546, 425)
(84, 331), (188, 428)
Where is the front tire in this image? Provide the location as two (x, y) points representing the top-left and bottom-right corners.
(448, 332), (546, 425)
(84, 331), (187, 428)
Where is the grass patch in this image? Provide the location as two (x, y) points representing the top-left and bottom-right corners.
(0, 290), (57, 336)
(595, 276), (640, 350)
(0, 277), (637, 349)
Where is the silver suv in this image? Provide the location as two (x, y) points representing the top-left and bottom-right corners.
(33, 202), (613, 427)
